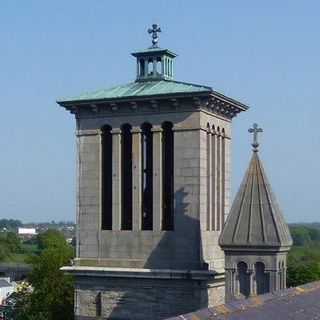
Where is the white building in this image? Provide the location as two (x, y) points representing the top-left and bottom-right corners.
(0, 278), (15, 305)
(18, 228), (37, 236)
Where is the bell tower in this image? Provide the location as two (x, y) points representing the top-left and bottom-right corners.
(58, 26), (248, 320)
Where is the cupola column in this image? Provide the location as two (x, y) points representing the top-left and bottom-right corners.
(152, 126), (163, 231)
(111, 128), (122, 231)
(131, 127), (143, 231)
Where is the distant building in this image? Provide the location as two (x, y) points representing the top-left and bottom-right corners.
(0, 278), (15, 305)
(18, 228), (37, 240)
(17, 228), (37, 236)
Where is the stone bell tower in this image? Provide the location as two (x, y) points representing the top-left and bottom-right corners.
(58, 25), (248, 320)
(219, 124), (292, 302)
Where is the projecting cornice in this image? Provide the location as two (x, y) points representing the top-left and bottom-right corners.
(57, 91), (248, 120)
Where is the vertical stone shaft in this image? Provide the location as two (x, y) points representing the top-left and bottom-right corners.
(131, 127), (142, 231)
(206, 129), (212, 230)
(216, 132), (221, 230)
(211, 130), (217, 230)
(223, 135), (231, 227)
(111, 129), (122, 230)
(221, 133), (226, 230)
(152, 126), (163, 231)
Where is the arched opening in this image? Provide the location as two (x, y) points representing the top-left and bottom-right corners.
(141, 123), (153, 230)
(121, 124), (133, 230)
(238, 262), (250, 298)
(139, 59), (145, 77)
(162, 121), (174, 230)
(255, 262), (270, 295)
(101, 125), (112, 230)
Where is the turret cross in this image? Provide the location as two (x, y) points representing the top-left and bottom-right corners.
(148, 24), (161, 48)
(248, 123), (263, 152)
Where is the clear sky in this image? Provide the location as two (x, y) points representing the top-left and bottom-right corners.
(0, 1), (319, 223)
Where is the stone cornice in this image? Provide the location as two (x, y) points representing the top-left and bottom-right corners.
(61, 266), (222, 280)
(58, 92), (248, 120)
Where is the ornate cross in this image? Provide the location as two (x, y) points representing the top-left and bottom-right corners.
(248, 123), (263, 152)
(148, 24), (161, 48)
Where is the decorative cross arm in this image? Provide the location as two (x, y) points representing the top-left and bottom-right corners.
(148, 24), (161, 48)
(248, 123), (263, 152)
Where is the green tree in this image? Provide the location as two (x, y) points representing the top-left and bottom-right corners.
(5, 232), (22, 253)
(14, 230), (74, 320)
(37, 229), (67, 250)
(287, 247), (320, 287)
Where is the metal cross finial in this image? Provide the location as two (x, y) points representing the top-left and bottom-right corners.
(148, 24), (161, 48)
(248, 123), (263, 152)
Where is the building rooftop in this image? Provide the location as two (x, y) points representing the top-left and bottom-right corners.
(0, 279), (12, 288)
(167, 281), (320, 320)
(57, 80), (212, 104)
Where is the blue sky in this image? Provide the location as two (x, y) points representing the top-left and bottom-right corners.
(0, 1), (319, 222)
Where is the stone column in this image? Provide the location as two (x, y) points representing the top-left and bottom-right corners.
(211, 130), (217, 231)
(269, 271), (278, 292)
(216, 131), (221, 231)
(250, 267), (257, 296)
(223, 134), (231, 226)
(131, 127), (142, 231)
(206, 129), (212, 231)
(152, 126), (163, 231)
(153, 58), (157, 77)
(111, 129), (121, 231)
(283, 267), (287, 289)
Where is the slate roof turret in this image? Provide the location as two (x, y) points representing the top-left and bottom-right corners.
(219, 141), (292, 250)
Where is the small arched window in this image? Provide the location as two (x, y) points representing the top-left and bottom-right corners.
(255, 262), (270, 295)
(101, 125), (112, 230)
(237, 262), (250, 298)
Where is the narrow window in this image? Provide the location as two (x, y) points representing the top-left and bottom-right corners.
(141, 123), (153, 230)
(216, 127), (221, 231)
(139, 59), (145, 77)
(121, 124), (133, 230)
(238, 262), (250, 298)
(95, 292), (102, 317)
(101, 125), (112, 230)
(255, 262), (270, 294)
(162, 122), (174, 230)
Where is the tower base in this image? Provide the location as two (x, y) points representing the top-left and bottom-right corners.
(62, 266), (225, 320)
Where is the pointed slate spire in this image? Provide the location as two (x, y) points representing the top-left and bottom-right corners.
(220, 127), (292, 249)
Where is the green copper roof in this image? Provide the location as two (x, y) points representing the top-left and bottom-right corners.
(131, 47), (177, 58)
(58, 80), (212, 104)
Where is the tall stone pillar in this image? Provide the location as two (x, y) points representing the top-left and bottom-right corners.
(131, 127), (142, 231)
(206, 129), (212, 230)
(283, 267), (287, 289)
(223, 134), (231, 225)
(111, 129), (122, 231)
(152, 126), (163, 231)
(216, 132), (222, 230)
(211, 130), (217, 231)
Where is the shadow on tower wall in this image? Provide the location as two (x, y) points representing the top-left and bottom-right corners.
(107, 187), (208, 320)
